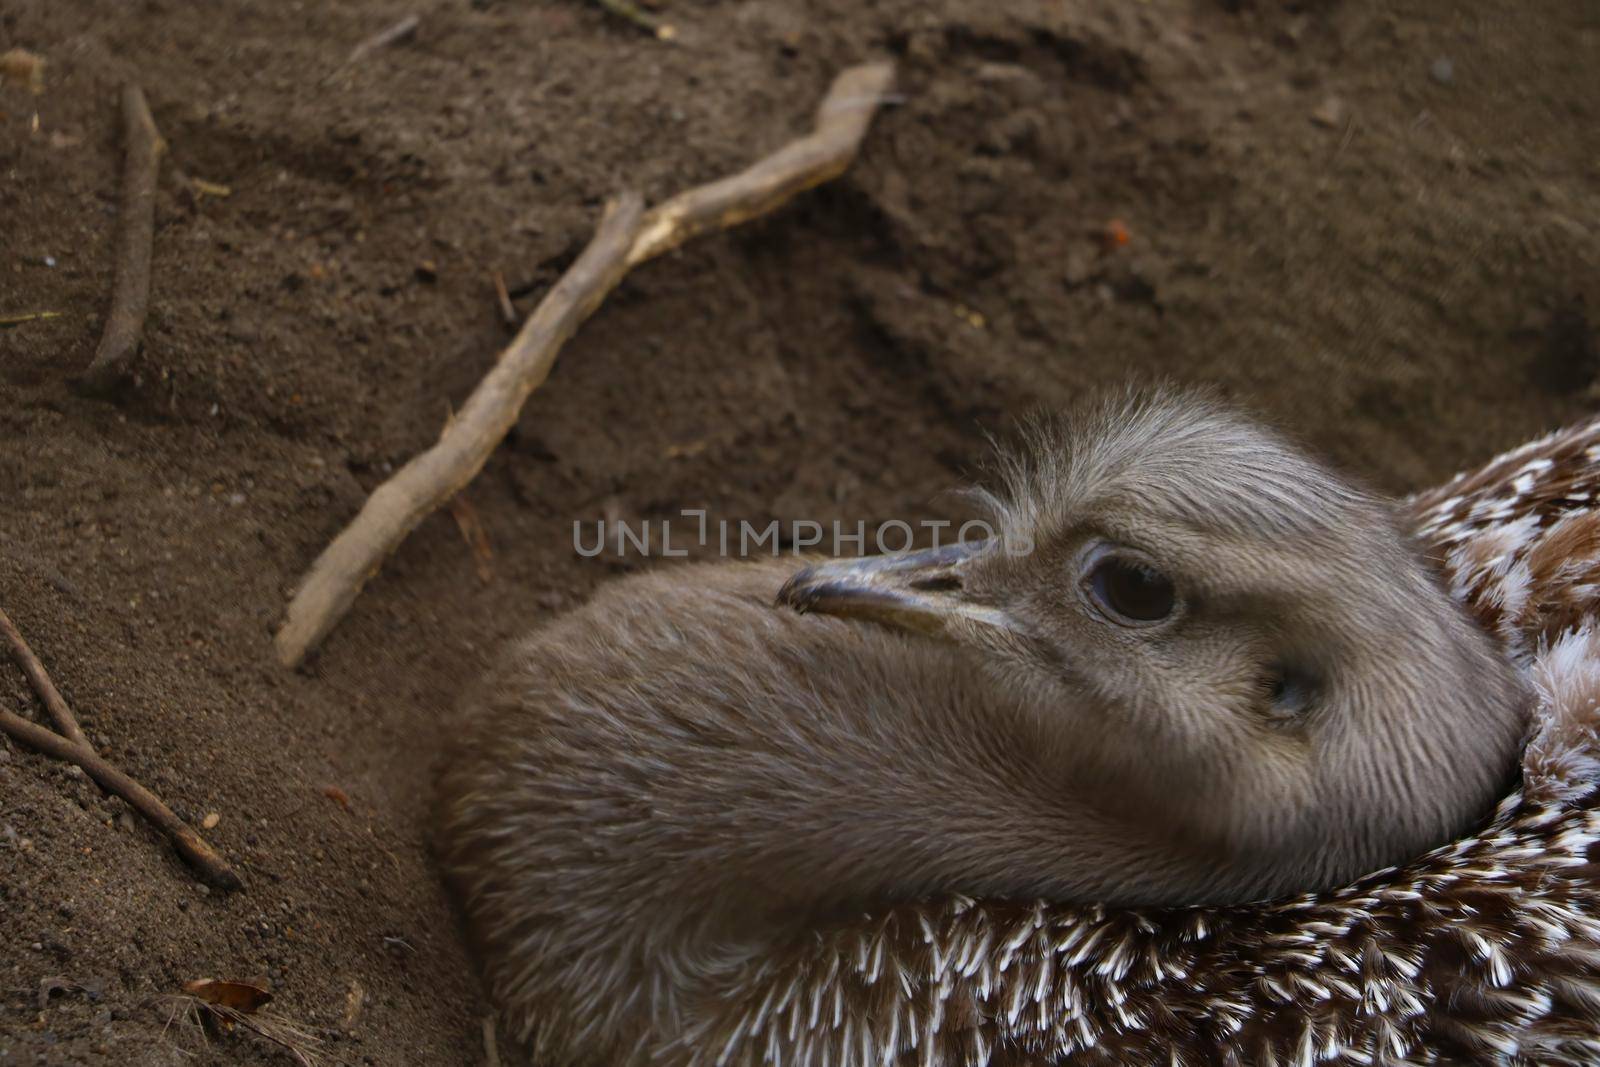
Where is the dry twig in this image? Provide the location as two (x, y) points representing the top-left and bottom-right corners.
(0, 604), (241, 889)
(80, 85), (165, 395)
(173, 168), (232, 204)
(273, 60), (895, 667)
(0, 709), (242, 890)
(345, 14), (420, 66)
(0, 604), (88, 747)
(482, 1015), (501, 1067)
(0, 310), (62, 327)
(491, 270), (518, 328)
(590, 0), (676, 40)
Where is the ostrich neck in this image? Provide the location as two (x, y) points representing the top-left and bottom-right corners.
(509, 570), (1207, 959)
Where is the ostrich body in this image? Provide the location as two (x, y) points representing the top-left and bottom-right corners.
(437, 393), (1600, 1065)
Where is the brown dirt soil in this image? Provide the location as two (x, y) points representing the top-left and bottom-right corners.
(1, 0), (1596, 1063)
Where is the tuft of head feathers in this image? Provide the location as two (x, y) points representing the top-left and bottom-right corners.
(975, 387), (1375, 553)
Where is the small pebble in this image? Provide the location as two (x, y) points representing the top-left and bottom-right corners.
(1430, 57), (1454, 86)
(1310, 96), (1346, 128)
(201, 812), (221, 830)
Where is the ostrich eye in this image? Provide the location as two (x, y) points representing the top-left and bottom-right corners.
(1086, 555), (1177, 625)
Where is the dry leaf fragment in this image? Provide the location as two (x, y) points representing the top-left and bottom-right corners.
(177, 171), (233, 201)
(664, 439), (708, 460)
(190, 177), (232, 198)
(0, 49), (45, 95)
(952, 302), (987, 329)
(323, 785), (351, 809)
(182, 977), (273, 1013)
(448, 494), (495, 584)
(1098, 218), (1131, 253)
(342, 979), (366, 1029)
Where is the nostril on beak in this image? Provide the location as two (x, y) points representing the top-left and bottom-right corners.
(771, 572), (832, 614)
(908, 573), (962, 594)
(775, 568), (829, 612)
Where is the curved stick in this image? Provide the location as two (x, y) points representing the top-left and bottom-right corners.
(274, 60), (896, 667)
(274, 194), (647, 667)
(627, 61), (896, 266)
(81, 84), (165, 395)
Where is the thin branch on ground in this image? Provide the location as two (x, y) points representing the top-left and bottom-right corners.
(590, 0), (677, 40)
(482, 1015), (501, 1067)
(0, 604), (89, 747)
(273, 60), (896, 667)
(274, 194), (642, 666)
(0, 707), (243, 890)
(0, 601), (241, 889)
(345, 14), (420, 67)
(491, 270), (518, 328)
(172, 168), (232, 204)
(0, 310), (62, 327)
(80, 85), (165, 395)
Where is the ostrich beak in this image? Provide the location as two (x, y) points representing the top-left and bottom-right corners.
(776, 540), (1018, 637)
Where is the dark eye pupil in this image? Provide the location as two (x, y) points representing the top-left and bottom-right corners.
(1090, 559), (1176, 623)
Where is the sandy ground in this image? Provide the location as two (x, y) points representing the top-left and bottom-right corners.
(1, 0), (1596, 1063)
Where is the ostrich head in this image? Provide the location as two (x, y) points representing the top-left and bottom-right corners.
(779, 390), (1531, 902)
